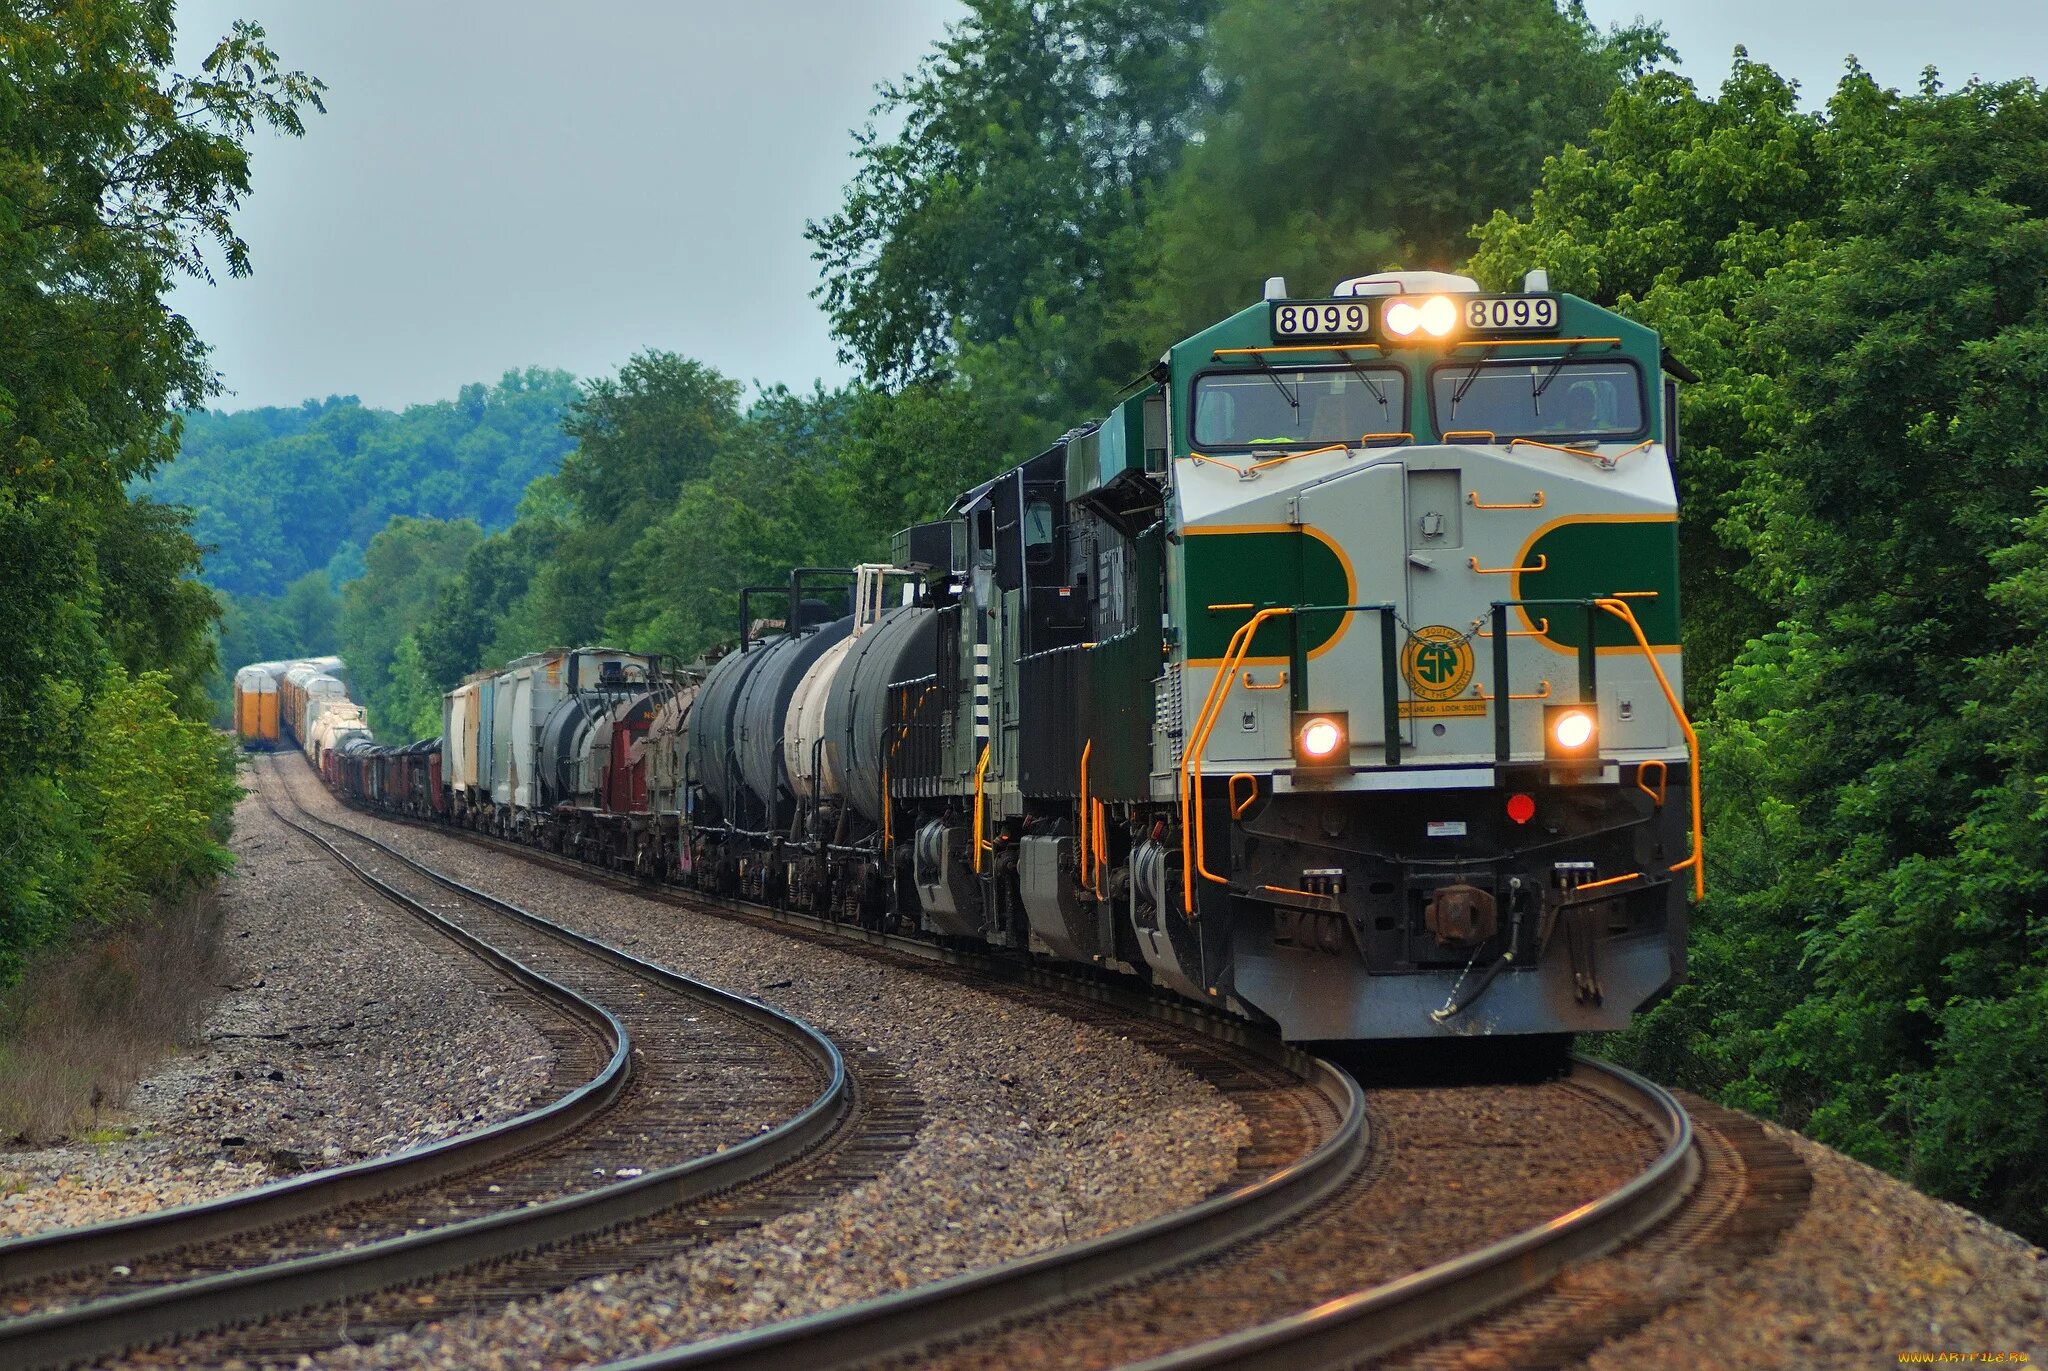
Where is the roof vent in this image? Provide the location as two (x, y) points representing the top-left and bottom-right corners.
(1333, 270), (1482, 297)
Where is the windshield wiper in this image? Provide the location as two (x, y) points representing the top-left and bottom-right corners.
(1258, 365), (1300, 410)
(1448, 358), (1488, 416)
(1532, 353), (1572, 399)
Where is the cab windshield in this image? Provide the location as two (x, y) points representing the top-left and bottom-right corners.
(1431, 359), (1644, 440)
(1192, 368), (1407, 448)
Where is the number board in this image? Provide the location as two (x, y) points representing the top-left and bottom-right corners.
(1271, 300), (1372, 341)
(1463, 295), (1558, 333)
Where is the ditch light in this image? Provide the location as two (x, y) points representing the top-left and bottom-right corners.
(1293, 711), (1349, 767)
(1544, 704), (1598, 762)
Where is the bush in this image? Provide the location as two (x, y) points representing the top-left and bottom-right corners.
(0, 669), (239, 986)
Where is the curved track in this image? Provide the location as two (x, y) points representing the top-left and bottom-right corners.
(321, 767), (1712, 1371)
(0, 759), (867, 1370)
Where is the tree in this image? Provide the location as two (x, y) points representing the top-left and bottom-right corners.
(1521, 65), (2048, 1243)
(339, 518), (480, 737)
(1468, 54), (1891, 686)
(0, 2), (321, 969)
(503, 353), (747, 653)
(809, 0), (1214, 427)
(603, 385), (870, 661)
(150, 369), (580, 598)
(555, 352), (739, 531)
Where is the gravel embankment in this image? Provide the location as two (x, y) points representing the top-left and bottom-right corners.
(273, 761), (1251, 1371)
(282, 767), (2048, 1371)
(904, 1078), (1664, 1371)
(1583, 1121), (2046, 1369)
(0, 777), (559, 1243)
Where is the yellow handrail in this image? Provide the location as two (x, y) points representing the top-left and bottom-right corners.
(1181, 608), (1295, 912)
(1636, 757), (1668, 808)
(1595, 598), (1704, 899)
(1184, 444), (1349, 479)
(1248, 443), (1348, 473)
(1229, 773), (1259, 819)
(1468, 489), (1545, 510)
(1212, 343), (1383, 358)
(1091, 798), (1107, 899)
(971, 742), (992, 873)
(1243, 670), (1288, 691)
(1506, 437), (1655, 468)
(1261, 884), (1333, 901)
(1470, 554), (1547, 575)
(1078, 740), (1092, 890)
(1179, 615), (1259, 910)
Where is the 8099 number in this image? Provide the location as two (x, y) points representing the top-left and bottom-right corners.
(1272, 301), (1372, 339)
(1465, 296), (1558, 332)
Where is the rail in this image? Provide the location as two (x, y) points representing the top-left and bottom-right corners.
(1124, 1058), (1695, 1371)
(0, 775), (852, 1371)
(597, 1057), (1685, 1371)
(595, 1049), (1365, 1371)
(0, 804), (628, 1294)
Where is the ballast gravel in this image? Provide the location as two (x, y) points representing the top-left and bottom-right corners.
(1583, 1121), (2046, 1369)
(273, 761), (1251, 1371)
(0, 779), (558, 1245)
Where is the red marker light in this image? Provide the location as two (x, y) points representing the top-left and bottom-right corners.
(1506, 793), (1536, 825)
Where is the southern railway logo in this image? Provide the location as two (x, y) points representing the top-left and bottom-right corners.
(1401, 625), (1476, 702)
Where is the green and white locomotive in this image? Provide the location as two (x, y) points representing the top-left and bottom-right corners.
(869, 269), (1698, 1041)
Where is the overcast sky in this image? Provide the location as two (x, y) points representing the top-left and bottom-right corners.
(168, 1), (2045, 413)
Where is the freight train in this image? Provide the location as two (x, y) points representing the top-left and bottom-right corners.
(239, 269), (1701, 1042)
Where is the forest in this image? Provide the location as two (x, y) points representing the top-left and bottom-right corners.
(7, 0), (2046, 1242)
(0, 4), (320, 983)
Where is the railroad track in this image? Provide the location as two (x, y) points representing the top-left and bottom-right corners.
(303, 764), (1770, 1371)
(0, 759), (890, 1370)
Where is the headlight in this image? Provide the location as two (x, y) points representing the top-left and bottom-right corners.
(1382, 295), (1457, 339)
(1293, 711), (1350, 767)
(1417, 295), (1458, 337)
(1544, 704), (1598, 760)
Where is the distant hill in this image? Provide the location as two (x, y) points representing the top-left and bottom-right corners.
(147, 367), (581, 597)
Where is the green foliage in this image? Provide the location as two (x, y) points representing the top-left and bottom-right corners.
(1133, 0), (1664, 340)
(0, 668), (239, 986)
(0, 2), (318, 982)
(810, 0), (1213, 386)
(1530, 66), (2048, 1242)
(70, 672), (241, 919)
(557, 354), (738, 531)
(604, 384), (870, 662)
(148, 369), (579, 597)
(1469, 54), (1897, 686)
(339, 517), (480, 738)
